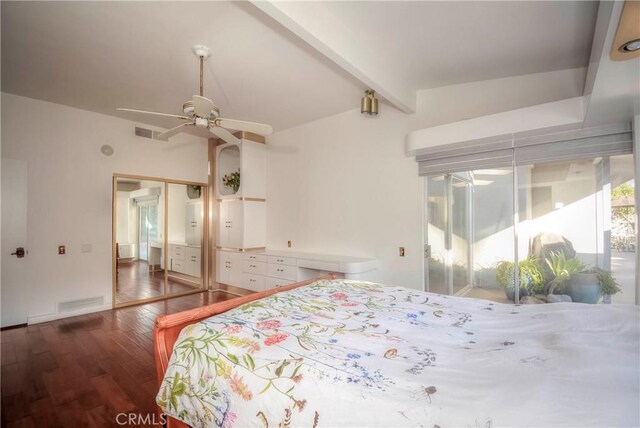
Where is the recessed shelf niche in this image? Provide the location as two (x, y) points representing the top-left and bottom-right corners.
(216, 139), (266, 200)
(217, 144), (241, 197)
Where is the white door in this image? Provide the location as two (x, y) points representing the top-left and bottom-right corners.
(218, 203), (230, 247)
(1, 158), (29, 327)
(227, 200), (243, 249)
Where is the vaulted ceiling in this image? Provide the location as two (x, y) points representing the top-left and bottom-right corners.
(1, 1), (600, 133)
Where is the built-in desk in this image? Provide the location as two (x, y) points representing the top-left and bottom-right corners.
(217, 249), (377, 292)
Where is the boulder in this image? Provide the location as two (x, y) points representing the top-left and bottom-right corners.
(546, 294), (572, 303)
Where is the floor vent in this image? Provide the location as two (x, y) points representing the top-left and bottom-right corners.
(58, 296), (104, 313)
(134, 126), (169, 142)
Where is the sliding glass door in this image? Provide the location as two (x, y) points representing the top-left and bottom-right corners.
(425, 174), (473, 296)
(424, 156), (636, 305)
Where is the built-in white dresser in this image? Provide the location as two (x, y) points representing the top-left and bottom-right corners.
(216, 249), (377, 292)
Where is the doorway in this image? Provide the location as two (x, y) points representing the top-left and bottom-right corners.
(1, 158), (29, 327)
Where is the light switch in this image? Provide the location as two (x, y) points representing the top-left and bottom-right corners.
(58, 245), (66, 255)
(399, 247), (405, 257)
(287, 240), (292, 248)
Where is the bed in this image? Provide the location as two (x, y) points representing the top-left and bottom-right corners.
(154, 274), (639, 427)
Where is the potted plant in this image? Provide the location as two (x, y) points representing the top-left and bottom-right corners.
(545, 251), (584, 297)
(222, 169), (241, 193)
(572, 267), (621, 304)
(495, 257), (544, 301)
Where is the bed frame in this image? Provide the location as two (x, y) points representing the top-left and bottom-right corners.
(153, 274), (337, 428)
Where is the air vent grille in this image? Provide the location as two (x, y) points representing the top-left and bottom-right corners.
(58, 296), (104, 313)
(135, 126), (169, 142)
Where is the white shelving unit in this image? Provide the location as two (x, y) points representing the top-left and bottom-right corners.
(216, 137), (267, 252)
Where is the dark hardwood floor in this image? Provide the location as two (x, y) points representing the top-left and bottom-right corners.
(116, 261), (198, 305)
(1, 291), (237, 427)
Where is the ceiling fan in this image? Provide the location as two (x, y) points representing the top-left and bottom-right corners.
(117, 45), (273, 143)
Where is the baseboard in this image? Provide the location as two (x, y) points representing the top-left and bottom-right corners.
(27, 303), (113, 325)
(215, 283), (253, 297)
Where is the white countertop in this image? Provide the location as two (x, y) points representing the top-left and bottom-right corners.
(168, 241), (201, 248)
(255, 249), (377, 274)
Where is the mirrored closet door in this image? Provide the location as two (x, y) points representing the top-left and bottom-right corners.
(113, 175), (207, 307)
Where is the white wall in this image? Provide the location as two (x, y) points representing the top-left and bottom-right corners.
(1, 93), (208, 322)
(266, 69), (586, 290)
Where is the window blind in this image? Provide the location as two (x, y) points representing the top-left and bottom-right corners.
(414, 123), (633, 176)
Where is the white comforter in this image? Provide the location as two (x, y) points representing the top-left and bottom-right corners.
(158, 279), (640, 427)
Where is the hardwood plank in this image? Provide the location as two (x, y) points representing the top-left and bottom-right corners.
(0, 291), (236, 426)
(1, 342), (16, 366)
(5, 416), (35, 428)
(89, 374), (136, 413)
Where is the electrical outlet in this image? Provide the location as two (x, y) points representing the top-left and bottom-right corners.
(399, 247), (405, 257)
(287, 240), (292, 248)
(58, 245), (66, 255)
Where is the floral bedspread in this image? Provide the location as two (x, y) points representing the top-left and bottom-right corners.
(157, 279), (639, 427)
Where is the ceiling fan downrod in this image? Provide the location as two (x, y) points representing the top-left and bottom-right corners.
(191, 44), (211, 97)
(199, 55), (204, 97)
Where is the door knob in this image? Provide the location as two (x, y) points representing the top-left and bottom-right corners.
(11, 247), (26, 258)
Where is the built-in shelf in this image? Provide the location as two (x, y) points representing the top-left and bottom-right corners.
(216, 140), (266, 200)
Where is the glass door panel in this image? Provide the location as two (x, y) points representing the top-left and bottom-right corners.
(452, 176), (471, 294)
(425, 176), (448, 295)
(471, 168), (515, 303)
(114, 176), (208, 307)
(115, 178), (165, 305)
(517, 155), (636, 305)
(426, 168), (515, 302)
(610, 154), (636, 304)
(167, 183), (205, 295)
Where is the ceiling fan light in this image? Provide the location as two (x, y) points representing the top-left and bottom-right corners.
(183, 101), (195, 117)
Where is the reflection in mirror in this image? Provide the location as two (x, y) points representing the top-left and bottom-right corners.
(115, 178), (166, 304)
(167, 183), (204, 294)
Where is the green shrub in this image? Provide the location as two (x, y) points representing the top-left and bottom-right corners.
(495, 257), (544, 292)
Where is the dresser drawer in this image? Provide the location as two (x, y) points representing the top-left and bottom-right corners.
(171, 245), (185, 260)
(268, 255), (296, 266)
(267, 263), (297, 280)
(243, 253), (268, 263)
(266, 276), (294, 289)
(241, 273), (266, 292)
(171, 259), (187, 274)
(242, 261), (267, 275)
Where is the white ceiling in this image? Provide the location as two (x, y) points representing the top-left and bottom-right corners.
(322, 1), (599, 90)
(1, 1), (600, 133)
(1, 1), (363, 132)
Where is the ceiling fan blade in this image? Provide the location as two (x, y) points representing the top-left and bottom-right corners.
(208, 126), (240, 145)
(192, 95), (214, 118)
(216, 118), (273, 136)
(116, 108), (191, 120)
(157, 123), (194, 139)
